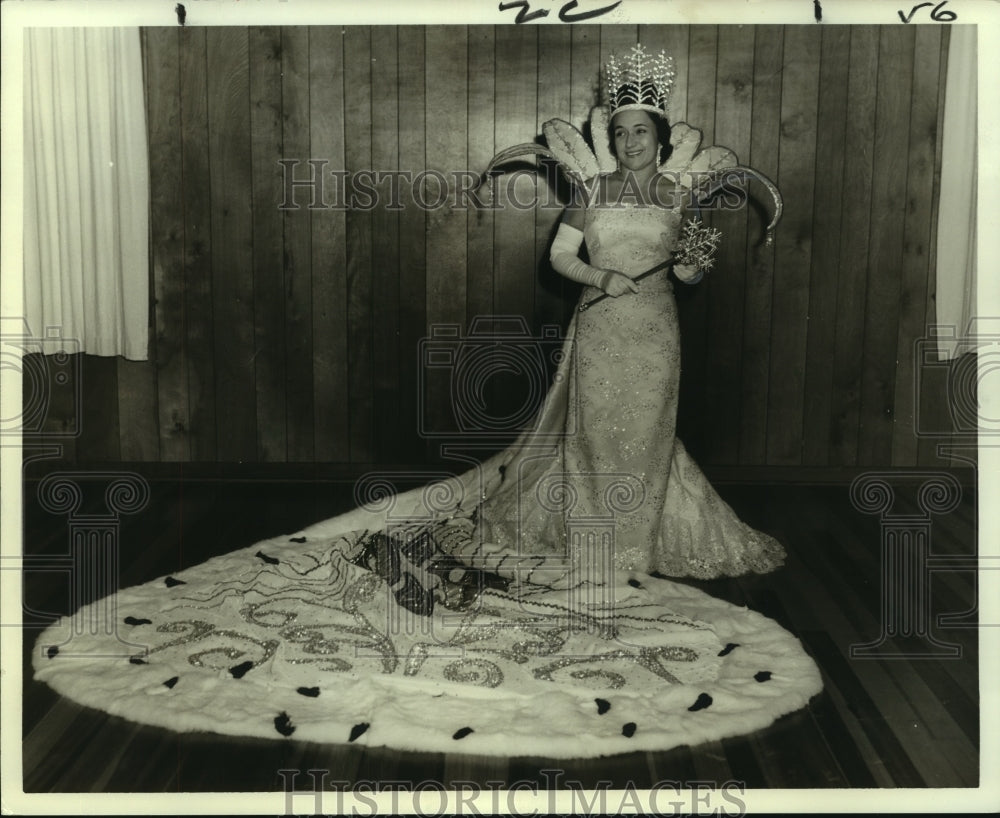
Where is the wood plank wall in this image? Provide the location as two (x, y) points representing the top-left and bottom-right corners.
(25, 24), (961, 469)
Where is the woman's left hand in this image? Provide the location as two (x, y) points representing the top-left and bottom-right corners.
(674, 263), (701, 283)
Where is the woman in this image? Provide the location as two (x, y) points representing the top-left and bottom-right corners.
(473, 63), (786, 580)
(32, 46), (819, 758)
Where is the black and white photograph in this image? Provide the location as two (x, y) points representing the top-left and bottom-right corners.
(2, 0), (997, 814)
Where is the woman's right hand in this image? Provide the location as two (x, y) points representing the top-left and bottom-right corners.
(600, 270), (639, 297)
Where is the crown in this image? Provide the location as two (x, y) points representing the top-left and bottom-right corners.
(604, 44), (675, 119)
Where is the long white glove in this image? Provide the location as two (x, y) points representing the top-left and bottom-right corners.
(549, 222), (611, 290)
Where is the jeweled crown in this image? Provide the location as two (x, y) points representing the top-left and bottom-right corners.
(605, 44), (675, 119)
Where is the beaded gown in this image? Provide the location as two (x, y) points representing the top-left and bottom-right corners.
(474, 194), (786, 579)
(31, 189), (818, 758)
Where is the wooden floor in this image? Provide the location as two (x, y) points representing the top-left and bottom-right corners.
(18, 470), (979, 792)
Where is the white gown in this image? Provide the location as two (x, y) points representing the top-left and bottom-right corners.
(474, 194), (786, 578)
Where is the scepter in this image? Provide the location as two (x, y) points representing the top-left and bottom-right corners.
(578, 217), (723, 311)
(578, 258), (675, 312)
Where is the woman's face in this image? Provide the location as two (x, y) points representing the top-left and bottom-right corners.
(612, 110), (659, 174)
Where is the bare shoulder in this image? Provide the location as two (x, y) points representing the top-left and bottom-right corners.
(602, 171), (624, 200)
(562, 174), (602, 229)
(563, 201), (585, 230)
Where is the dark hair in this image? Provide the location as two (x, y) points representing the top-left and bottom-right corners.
(607, 104), (673, 164)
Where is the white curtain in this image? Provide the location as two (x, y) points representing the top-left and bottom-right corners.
(24, 28), (150, 361)
(934, 25), (977, 361)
